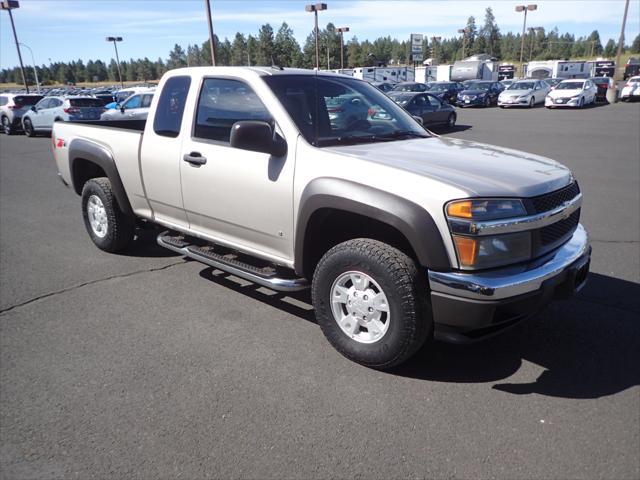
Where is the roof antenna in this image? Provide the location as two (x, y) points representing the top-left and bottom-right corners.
(271, 56), (284, 70)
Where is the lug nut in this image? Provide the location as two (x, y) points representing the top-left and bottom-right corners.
(363, 295), (368, 300)
(368, 307), (373, 312)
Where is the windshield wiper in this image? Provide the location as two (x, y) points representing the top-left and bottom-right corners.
(318, 131), (428, 147)
(373, 130), (429, 141)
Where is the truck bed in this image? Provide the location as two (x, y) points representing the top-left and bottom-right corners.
(68, 119), (146, 131)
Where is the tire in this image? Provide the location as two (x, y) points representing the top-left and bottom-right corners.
(22, 117), (35, 137)
(579, 97), (584, 109)
(446, 113), (456, 129)
(529, 97), (535, 108)
(1, 116), (13, 135)
(81, 177), (135, 253)
(484, 96), (491, 107)
(312, 239), (433, 370)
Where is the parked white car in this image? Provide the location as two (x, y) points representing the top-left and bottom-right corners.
(545, 79), (598, 108)
(21, 96), (105, 137)
(0, 93), (44, 134)
(620, 76), (640, 101)
(100, 91), (154, 121)
(498, 80), (551, 108)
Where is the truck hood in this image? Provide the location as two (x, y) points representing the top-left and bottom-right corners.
(326, 136), (573, 198)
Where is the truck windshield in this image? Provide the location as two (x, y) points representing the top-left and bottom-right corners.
(262, 74), (429, 147)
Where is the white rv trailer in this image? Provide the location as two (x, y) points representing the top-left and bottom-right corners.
(352, 67), (415, 84)
(526, 60), (590, 79)
(450, 54), (499, 82)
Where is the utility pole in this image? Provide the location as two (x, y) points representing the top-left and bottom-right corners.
(431, 37), (441, 65)
(1, 1), (29, 93)
(337, 27), (349, 70)
(205, 0), (216, 65)
(528, 27), (541, 62)
(18, 43), (39, 93)
(516, 4), (538, 64)
(458, 28), (468, 59)
(612, 0), (630, 102)
(106, 37), (124, 88)
(305, 3), (327, 70)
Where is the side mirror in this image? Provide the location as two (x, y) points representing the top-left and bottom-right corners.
(31, 106), (37, 112)
(120, 105), (125, 113)
(230, 120), (287, 157)
(412, 115), (424, 125)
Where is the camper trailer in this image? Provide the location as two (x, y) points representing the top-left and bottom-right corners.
(589, 60), (615, 77)
(450, 54), (499, 82)
(352, 67), (415, 84)
(526, 60), (590, 80)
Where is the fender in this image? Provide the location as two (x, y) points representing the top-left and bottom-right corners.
(68, 138), (134, 218)
(294, 177), (451, 274)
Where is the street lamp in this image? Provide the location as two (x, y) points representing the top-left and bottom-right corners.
(337, 27), (349, 70)
(516, 4), (537, 63)
(305, 3), (327, 70)
(528, 27), (542, 61)
(458, 28), (469, 59)
(105, 36), (124, 88)
(17, 43), (39, 93)
(431, 36), (441, 65)
(1, 0), (29, 93)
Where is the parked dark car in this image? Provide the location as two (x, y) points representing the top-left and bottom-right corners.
(388, 91), (456, 128)
(372, 82), (394, 92)
(392, 82), (428, 92)
(590, 77), (613, 102)
(426, 81), (464, 104)
(456, 81), (504, 107)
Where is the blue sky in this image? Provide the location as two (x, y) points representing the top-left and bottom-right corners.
(1, 0), (639, 69)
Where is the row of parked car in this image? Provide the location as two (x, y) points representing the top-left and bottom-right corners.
(0, 85), (156, 136)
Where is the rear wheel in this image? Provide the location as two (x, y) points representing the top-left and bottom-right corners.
(447, 113), (456, 129)
(312, 239), (433, 370)
(22, 117), (35, 137)
(81, 177), (135, 253)
(1, 116), (13, 135)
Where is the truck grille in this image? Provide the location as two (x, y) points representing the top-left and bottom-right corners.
(540, 209), (581, 246)
(530, 182), (580, 213)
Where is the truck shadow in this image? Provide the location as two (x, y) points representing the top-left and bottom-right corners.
(431, 124), (472, 135)
(198, 267), (639, 399)
(393, 272), (640, 399)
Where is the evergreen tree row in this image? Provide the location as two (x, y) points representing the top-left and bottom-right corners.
(2, 9), (640, 85)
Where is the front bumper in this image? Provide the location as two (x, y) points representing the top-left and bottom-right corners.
(545, 96), (581, 107)
(457, 97), (486, 107)
(428, 224), (591, 343)
(498, 97), (529, 106)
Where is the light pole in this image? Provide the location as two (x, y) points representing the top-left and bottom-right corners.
(17, 43), (39, 93)
(458, 28), (469, 59)
(528, 27), (542, 61)
(337, 26), (349, 70)
(105, 36), (124, 88)
(431, 36), (441, 65)
(204, 0), (216, 66)
(516, 4), (537, 64)
(613, 0), (630, 102)
(1, 0), (29, 93)
(305, 3), (327, 70)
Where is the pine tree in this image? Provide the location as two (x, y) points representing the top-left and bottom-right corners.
(256, 24), (275, 65)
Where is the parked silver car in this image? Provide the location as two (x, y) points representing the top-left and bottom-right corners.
(498, 80), (551, 108)
(21, 96), (105, 137)
(100, 92), (154, 121)
(0, 93), (44, 134)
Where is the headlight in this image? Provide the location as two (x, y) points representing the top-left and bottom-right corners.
(446, 199), (530, 270)
(446, 199), (527, 221)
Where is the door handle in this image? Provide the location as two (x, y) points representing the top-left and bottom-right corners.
(183, 152), (207, 165)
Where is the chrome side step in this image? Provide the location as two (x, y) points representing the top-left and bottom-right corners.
(157, 232), (309, 292)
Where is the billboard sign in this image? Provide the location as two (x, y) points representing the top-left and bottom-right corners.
(410, 33), (423, 62)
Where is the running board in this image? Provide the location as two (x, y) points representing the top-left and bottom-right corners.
(157, 232), (309, 292)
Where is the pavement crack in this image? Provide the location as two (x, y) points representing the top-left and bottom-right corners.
(591, 239), (639, 244)
(0, 260), (186, 316)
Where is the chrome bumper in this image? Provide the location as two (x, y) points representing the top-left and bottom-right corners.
(429, 224), (590, 301)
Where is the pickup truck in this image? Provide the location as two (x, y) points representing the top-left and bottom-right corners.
(53, 67), (591, 370)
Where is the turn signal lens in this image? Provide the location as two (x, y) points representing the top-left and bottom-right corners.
(447, 201), (473, 218)
(453, 236), (478, 267)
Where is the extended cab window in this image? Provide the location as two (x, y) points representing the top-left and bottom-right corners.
(194, 78), (271, 143)
(154, 76), (191, 138)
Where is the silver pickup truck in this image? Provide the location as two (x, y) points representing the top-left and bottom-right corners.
(53, 67), (591, 369)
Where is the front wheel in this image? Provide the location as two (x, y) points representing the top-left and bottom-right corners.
(81, 177), (135, 253)
(22, 117), (35, 137)
(529, 97), (535, 108)
(312, 239), (433, 370)
(579, 97), (585, 108)
(484, 96), (491, 107)
(446, 113), (456, 129)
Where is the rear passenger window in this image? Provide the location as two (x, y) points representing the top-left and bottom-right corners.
(0, 97), (7, 106)
(194, 78), (271, 143)
(154, 75), (191, 138)
(141, 94), (153, 108)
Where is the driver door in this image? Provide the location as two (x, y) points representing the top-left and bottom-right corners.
(179, 77), (295, 261)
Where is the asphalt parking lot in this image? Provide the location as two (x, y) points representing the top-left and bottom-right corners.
(1, 103), (639, 479)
